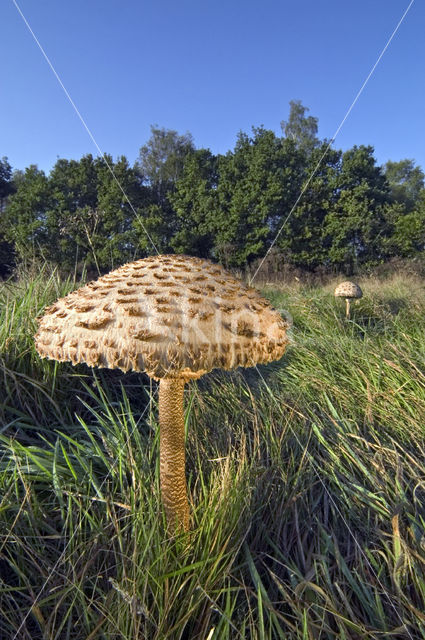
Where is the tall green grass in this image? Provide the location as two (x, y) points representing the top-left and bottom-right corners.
(1, 268), (424, 638)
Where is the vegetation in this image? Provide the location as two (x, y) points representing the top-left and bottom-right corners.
(1, 266), (424, 638)
(1, 101), (425, 277)
(1, 98), (424, 637)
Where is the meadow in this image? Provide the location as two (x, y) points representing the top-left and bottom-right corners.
(0, 265), (424, 639)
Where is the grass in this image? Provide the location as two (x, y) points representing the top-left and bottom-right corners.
(1, 266), (425, 638)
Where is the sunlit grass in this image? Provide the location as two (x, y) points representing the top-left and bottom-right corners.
(1, 267), (425, 638)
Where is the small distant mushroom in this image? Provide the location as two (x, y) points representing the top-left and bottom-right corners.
(35, 255), (289, 532)
(334, 281), (363, 319)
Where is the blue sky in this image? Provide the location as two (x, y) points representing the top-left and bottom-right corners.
(1, 0), (423, 175)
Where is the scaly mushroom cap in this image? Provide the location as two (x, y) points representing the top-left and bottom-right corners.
(35, 255), (289, 380)
(334, 281), (363, 299)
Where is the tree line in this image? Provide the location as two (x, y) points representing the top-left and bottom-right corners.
(1, 101), (424, 278)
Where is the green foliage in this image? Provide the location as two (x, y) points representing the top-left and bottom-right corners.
(324, 146), (395, 271)
(385, 158), (425, 211)
(0, 157), (16, 275)
(136, 125), (195, 214)
(3, 164), (51, 264)
(386, 192), (425, 257)
(281, 99), (319, 154)
(47, 153), (152, 272)
(2, 103), (425, 275)
(169, 148), (218, 257)
(134, 126), (196, 254)
(277, 143), (341, 268)
(137, 126), (195, 190)
(46, 155), (100, 268)
(213, 128), (304, 267)
(89, 154), (149, 268)
(0, 156), (14, 205)
(3, 155), (154, 274)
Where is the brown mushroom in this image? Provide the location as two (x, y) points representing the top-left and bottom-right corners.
(35, 255), (289, 532)
(334, 281), (363, 319)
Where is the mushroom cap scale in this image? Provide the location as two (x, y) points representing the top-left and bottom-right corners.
(334, 281), (363, 299)
(35, 255), (289, 380)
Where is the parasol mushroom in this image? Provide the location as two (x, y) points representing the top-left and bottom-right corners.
(334, 281), (363, 319)
(35, 255), (289, 531)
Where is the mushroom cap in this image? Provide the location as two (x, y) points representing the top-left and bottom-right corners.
(334, 281), (363, 299)
(35, 255), (289, 380)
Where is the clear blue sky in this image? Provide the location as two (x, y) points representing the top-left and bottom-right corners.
(1, 0), (423, 174)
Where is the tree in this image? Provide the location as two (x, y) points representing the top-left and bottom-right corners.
(324, 145), (394, 271)
(136, 126), (195, 207)
(169, 149), (218, 258)
(384, 159), (424, 212)
(94, 154), (151, 266)
(0, 157), (15, 211)
(276, 143), (341, 268)
(0, 157), (16, 276)
(4, 154), (159, 273)
(214, 129), (276, 266)
(281, 100), (319, 154)
(385, 189), (425, 258)
(390, 208), (425, 257)
(3, 165), (51, 264)
(213, 128), (305, 267)
(47, 155), (99, 268)
(47, 154), (150, 272)
(135, 126), (196, 252)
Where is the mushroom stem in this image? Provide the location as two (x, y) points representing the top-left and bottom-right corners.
(345, 298), (351, 319)
(158, 377), (190, 532)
